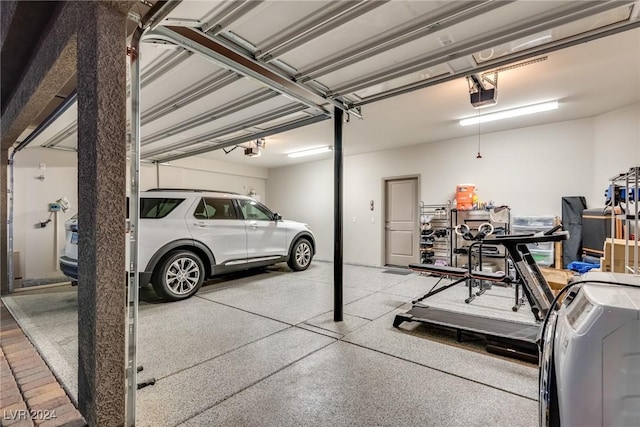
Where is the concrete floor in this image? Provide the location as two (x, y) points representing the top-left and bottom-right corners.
(2, 262), (539, 426)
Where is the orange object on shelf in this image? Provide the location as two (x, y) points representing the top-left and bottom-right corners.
(456, 184), (476, 210)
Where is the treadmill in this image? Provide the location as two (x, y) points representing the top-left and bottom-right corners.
(393, 226), (569, 363)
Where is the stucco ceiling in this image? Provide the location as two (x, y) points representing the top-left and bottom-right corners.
(22, 0), (640, 169)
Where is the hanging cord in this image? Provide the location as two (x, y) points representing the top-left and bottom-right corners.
(476, 108), (482, 159)
(38, 212), (54, 228)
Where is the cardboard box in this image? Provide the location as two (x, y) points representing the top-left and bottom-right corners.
(603, 238), (640, 264)
(602, 238), (638, 273)
(540, 267), (576, 293)
(601, 258), (637, 274)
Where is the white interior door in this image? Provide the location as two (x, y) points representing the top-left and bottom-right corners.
(385, 178), (418, 266)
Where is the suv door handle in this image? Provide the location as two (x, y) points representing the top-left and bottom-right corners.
(249, 221), (258, 229)
(194, 221), (206, 228)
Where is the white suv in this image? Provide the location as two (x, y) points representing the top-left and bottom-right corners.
(59, 189), (316, 301)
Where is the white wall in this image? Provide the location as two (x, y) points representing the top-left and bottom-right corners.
(151, 157), (268, 199)
(268, 106), (639, 267)
(12, 148), (78, 280)
(591, 103), (640, 203)
(12, 150), (268, 280)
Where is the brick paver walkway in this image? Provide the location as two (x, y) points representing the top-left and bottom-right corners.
(1, 301), (85, 427)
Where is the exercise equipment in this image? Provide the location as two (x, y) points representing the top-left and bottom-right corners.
(394, 225), (568, 361)
(454, 222), (494, 241)
(454, 222), (506, 304)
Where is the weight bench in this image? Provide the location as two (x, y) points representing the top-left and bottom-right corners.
(409, 263), (513, 305)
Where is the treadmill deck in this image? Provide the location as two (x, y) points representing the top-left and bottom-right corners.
(394, 305), (540, 363)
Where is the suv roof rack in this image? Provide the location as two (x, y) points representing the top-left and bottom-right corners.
(145, 188), (240, 195)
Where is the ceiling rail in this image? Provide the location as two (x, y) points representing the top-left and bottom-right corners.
(330, 0), (628, 97)
(297, 0), (509, 82)
(14, 91), (77, 151)
(141, 103), (309, 158)
(356, 18), (640, 107)
(142, 88), (278, 145)
(153, 114), (329, 163)
(256, 0), (388, 63)
(139, 48), (191, 88)
(140, 69), (240, 124)
(149, 25), (361, 117)
(42, 120), (76, 148)
(201, 0), (263, 34)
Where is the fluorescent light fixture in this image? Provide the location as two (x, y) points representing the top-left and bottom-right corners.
(287, 146), (333, 158)
(459, 101), (558, 126)
(511, 34), (552, 51)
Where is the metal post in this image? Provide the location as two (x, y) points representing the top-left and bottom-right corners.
(333, 107), (343, 321)
(125, 27), (142, 427)
(124, 4), (181, 424)
(8, 152), (14, 292)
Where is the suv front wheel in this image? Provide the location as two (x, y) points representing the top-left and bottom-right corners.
(287, 238), (313, 271)
(152, 250), (205, 301)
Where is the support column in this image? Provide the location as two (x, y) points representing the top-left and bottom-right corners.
(1, 148), (8, 295)
(333, 108), (344, 321)
(76, 2), (129, 425)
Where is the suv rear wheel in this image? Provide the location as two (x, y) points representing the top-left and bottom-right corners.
(287, 238), (313, 271)
(152, 250), (205, 301)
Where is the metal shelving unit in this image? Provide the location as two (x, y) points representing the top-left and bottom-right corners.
(609, 166), (639, 274)
(419, 202), (451, 266)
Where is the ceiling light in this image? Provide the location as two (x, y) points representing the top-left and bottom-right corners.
(511, 34), (552, 51)
(459, 101), (558, 126)
(287, 146), (333, 158)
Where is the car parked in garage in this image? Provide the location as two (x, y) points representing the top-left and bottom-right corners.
(59, 189), (316, 301)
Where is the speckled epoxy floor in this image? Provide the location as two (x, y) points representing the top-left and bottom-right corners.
(2, 261), (539, 426)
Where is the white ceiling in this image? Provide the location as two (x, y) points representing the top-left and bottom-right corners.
(23, 0), (640, 169)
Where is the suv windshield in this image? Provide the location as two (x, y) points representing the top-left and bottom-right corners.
(140, 198), (184, 219)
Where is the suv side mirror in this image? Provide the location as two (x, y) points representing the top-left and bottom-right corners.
(273, 213), (282, 221)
